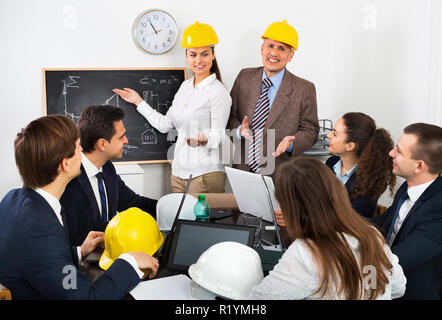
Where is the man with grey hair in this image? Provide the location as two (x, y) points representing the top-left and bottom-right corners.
(228, 20), (319, 175)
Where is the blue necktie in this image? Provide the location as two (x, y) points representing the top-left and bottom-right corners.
(96, 172), (108, 224)
(248, 77), (273, 173)
(386, 190), (409, 244)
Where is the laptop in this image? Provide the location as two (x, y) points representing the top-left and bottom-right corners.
(225, 166), (280, 222)
(164, 220), (256, 273)
(225, 167), (284, 252)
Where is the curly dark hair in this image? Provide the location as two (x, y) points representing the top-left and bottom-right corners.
(342, 112), (396, 200)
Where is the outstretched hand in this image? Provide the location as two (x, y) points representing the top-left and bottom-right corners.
(240, 115), (252, 141)
(273, 136), (295, 157)
(113, 88), (143, 106)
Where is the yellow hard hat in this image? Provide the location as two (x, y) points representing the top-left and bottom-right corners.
(261, 20), (299, 50)
(181, 21), (219, 48)
(99, 207), (164, 271)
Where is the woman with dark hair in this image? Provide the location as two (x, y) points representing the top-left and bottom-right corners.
(326, 112), (396, 218)
(249, 158), (406, 300)
(113, 21), (231, 193)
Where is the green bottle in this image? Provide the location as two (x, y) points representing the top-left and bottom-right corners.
(194, 194), (210, 221)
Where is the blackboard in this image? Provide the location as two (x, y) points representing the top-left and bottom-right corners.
(43, 68), (187, 164)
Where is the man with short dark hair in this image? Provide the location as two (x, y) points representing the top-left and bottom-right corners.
(61, 105), (157, 246)
(0, 115), (158, 299)
(375, 122), (442, 300)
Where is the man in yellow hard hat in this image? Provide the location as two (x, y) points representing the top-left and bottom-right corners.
(228, 20), (319, 175)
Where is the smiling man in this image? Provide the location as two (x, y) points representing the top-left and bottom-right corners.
(60, 105), (157, 247)
(228, 20), (319, 175)
(375, 122), (442, 300)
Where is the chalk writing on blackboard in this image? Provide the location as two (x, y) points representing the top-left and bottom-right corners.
(61, 77), (81, 122)
(44, 68), (186, 163)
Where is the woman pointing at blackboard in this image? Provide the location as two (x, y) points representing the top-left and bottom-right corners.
(113, 21), (231, 193)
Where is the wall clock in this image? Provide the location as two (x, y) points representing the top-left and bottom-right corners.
(133, 9), (178, 54)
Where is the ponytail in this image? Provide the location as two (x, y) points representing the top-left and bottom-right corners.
(210, 47), (223, 83)
(211, 56), (223, 83)
(342, 113), (396, 201)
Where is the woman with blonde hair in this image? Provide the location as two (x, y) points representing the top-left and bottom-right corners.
(249, 158), (406, 300)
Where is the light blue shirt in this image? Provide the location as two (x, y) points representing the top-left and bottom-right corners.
(333, 159), (358, 185)
(261, 68), (285, 108)
(236, 69), (289, 148)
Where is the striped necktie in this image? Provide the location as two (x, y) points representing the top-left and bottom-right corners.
(96, 172), (108, 224)
(248, 77), (272, 173)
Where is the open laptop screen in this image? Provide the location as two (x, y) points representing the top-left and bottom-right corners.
(225, 166), (279, 222)
(166, 220), (256, 272)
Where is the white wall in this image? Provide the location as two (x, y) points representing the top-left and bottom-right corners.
(1, 0), (441, 204)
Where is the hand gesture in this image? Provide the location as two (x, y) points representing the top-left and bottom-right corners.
(185, 133), (208, 147)
(112, 88), (143, 106)
(240, 115), (252, 141)
(127, 252), (159, 279)
(80, 231), (105, 258)
(273, 136), (295, 157)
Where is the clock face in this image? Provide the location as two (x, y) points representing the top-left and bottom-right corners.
(133, 9), (178, 54)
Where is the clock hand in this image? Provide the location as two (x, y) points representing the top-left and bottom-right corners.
(146, 30), (162, 37)
(150, 22), (158, 34)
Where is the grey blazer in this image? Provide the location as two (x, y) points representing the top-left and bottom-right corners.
(228, 67), (319, 175)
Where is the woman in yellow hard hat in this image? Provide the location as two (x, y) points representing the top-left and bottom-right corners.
(114, 21), (231, 193)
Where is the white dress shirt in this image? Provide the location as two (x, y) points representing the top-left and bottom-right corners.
(35, 188), (63, 226)
(81, 153), (108, 219)
(388, 178), (436, 246)
(249, 232), (406, 300)
(80, 154), (144, 278)
(137, 73), (232, 179)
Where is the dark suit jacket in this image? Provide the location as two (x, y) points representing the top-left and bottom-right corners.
(60, 160), (157, 246)
(0, 188), (140, 299)
(375, 176), (442, 300)
(228, 67), (319, 175)
(326, 155), (377, 218)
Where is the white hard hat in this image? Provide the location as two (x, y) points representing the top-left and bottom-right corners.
(189, 280), (217, 300)
(188, 241), (264, 300)
(156, 193), (198, 231)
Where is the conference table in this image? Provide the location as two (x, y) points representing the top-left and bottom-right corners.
(80, 208), (291, 286)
